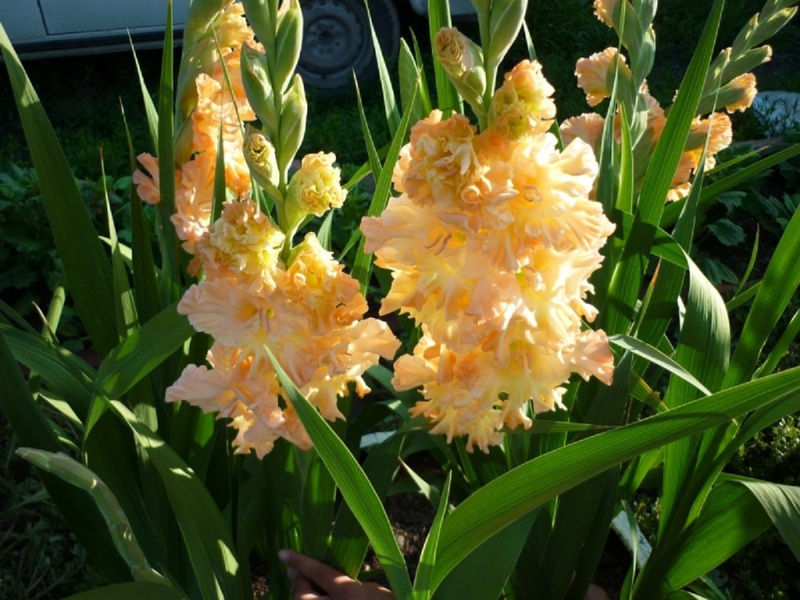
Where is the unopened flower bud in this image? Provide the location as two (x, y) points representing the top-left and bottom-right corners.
(241, 45), (279, 136)
(285, 152), (347, 228)
(273, 0), (303, 94)
(277, 75), (308, 174)
(487, 0), (528, 66)
(241, 0), (278, 52)
(435, 27), (486, 113)
(244, 126), (280, 192)
(721, 73), (758, 113)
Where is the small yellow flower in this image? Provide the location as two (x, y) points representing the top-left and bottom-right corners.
(490, 60), (556, 139)
(286, 152), (347, 219)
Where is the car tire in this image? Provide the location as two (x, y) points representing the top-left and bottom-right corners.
(298, 0), (401, 93)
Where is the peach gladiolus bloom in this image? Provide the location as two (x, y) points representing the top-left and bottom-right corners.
(724, 73), (758, 113)
(169, 220), (400, 456)
(362, 61), (615, 452)
(286, 153), (348, 218)
(593, 0), (616, 27)
(575, 48), (623, 107)
(491, 60), (556, 138)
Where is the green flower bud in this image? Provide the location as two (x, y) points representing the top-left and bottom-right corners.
(241, 0), (278, 53)
(752, 7), (797, 48)
(487, 0), (528, 67)
(277, 74), (307, 175)
(241, 44), (280, 137)
(273, 0), (303, 94)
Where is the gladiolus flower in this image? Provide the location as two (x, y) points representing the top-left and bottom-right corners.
(491, 60), (557, 139)
(723, 73), (758, 113)
(593, 0), (616, 27)
(576, 48), (624, 107)
(362, 67), (616, 451)
(285, 152), (347, 219)
(394, 110), (482, 208)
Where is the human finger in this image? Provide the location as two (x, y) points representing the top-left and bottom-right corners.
(290, 568), (321, 600)
(279, 549), (361, 596)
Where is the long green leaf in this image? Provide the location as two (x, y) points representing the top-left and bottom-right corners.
(0, 325), (94, 419)
(428, 365), (800, 593)
(328, 434), (405, 576)
(352, 78), (420, 294)
(413, 472), (451, 599)
(660, 143), (800, 228)
(96, 302), (195, 399)
(0, 332), (131, 582)
(156, 0), (180, 290)
(609, 334), (711, 396)
(262, 346), (413, 598)
(17, 448), (168, 585)
(64, 582), (188, 600)
(122, 99), (162, 326)
(106, 398), (246, 600)
(739, 479), (800, 561)
(638, 479), (771, 597)
(0, 25), (118, 356)
(601, 0), (723, 336)
(364, 0), (400, 134)
(725, 204), (800, 387)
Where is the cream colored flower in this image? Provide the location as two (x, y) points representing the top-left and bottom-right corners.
(193, 200), (285, 288)
(286, 152), (347, 218)
(593, 0), (616, 27)
(560, 113), (606, 150)
(724, 73), (758, 113)
(393, 110), (481, 209)
(491, 60), (556, 138)
(362, 72), (615, 451)
(575, 48), (623, 107)
(435, 27), (476, 76)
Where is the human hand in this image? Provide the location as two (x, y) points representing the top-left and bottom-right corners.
(278, 549), (395, 600)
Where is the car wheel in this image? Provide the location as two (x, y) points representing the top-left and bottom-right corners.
(298, 0), (401, 93)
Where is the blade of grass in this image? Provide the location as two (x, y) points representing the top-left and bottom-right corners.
(413, 472), (451, 600)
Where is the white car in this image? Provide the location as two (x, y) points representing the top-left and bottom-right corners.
(0, 0), (476, 91)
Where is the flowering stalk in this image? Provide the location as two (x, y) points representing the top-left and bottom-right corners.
(362, 63), (615, 451)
